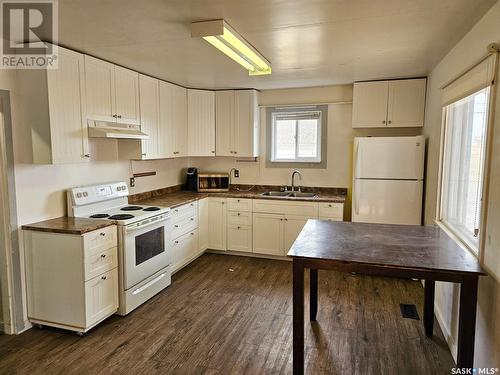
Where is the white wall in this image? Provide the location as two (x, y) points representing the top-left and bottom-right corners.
(423, 2), (500, 367)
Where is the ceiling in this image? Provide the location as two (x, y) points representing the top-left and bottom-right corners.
(58, 0), (497, 90)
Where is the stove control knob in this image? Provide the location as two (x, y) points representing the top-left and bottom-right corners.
(76, 193), (82, 198)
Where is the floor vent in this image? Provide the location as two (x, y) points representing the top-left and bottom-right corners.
(400, 304), (420, 320)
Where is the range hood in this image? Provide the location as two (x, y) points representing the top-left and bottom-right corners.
(87, 120), (149, 140)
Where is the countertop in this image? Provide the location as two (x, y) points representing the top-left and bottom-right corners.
(22, 217), (115, 235)
(134, 188), (347, 209)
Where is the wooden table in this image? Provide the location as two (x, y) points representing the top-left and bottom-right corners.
(288, 220), (486, 375)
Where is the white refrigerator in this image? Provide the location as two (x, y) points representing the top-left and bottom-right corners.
(352, 135), (425, 225)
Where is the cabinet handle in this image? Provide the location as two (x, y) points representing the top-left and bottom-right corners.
(221, 202), (225, 205)
(284, 218), (288, 221)
(237, 213), (240, 216)
(101, 254), (107, 258)
(175, 240), (179, 244)
(190, 232), (194, 236)
(83, 154), (90, 158)
(101, 276), (107, 280)
(234, 151), (238, 154)
(175, 209), (179, 212)
(190, 218), (194, 221)
(237, 199), (240, 202)
(387, 120), (392, 124)
(174, 225), (179, 228)
(211, 151), (215, 153)
(117, 115), (122, 119)
(100, 232), (106, 236)
(142, 153), (146, 156)
(237, 226), (241, 229)
(328, 204), (332, 207)
(382, 120), (386, 124)
(112, 114), (117, 118)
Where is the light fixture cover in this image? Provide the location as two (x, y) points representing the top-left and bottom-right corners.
(191, 19), (271, 76)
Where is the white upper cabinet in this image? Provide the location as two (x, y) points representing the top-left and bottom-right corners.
(387, 79), (426, 128)
(138, 74), (161, 159)
(216, 90), (259, 157)
(18, 46), (89, 164)
(85, 56), (140, 125)
(352, 78), (426, 128)
(215, 90), (235, 157)
(188, 89), (215, 157)
(160, 82), (188, 158)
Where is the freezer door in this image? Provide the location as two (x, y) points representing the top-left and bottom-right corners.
(353, 136), (425, 180)
(352, 179), (423, 225)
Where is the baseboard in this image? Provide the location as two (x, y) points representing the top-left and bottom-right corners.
(206, 249), (291, 262)
(434, 302), (457, 364)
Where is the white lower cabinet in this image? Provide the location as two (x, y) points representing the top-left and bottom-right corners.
(23, 225), (118, 334)
(252, 213), (284, 256)
(208, 198), (227, 250)
(171, 229), (198, 273)
(198, 198), (209, 252)
(227, 225), (253, 253)
(283, 215), (310, 253)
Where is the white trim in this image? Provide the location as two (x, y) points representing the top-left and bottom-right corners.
(434, 299), (458, 363)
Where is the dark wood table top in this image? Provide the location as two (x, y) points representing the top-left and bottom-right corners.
(288, 220), (485, 276)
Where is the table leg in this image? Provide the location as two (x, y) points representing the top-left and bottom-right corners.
(423, 280), (435, 337)
(293, 259), (305, 375)
(456, 276), (479, 369)
(310, 268), (318, 321)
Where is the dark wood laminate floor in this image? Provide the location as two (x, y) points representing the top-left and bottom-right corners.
(0, 254), (455, 375)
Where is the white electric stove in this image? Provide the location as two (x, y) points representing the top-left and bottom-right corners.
(67, 181), (172, 315)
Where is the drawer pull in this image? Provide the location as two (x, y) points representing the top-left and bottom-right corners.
(328, 204), (332, 207)
(237, 226), (241, 229)
(101, 276), (107, 280)
(190, 218), (194, 221)
(175, 209), (179, 212)
(190, 232), (194, 236)
(237, 199), (240, 202)
(237, 213), (240, 216)
(100, 232), (106, 236)
(101, 254), (107, 258)
(190, 203), (194, 206)
(174, 225), (179, 228)
(175, 240), (179, 244)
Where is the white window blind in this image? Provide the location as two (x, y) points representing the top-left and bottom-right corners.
(271, 111), (321, 163)
(440, 87), (490, 252)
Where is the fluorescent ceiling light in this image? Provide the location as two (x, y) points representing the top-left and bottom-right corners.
(191, 19), (271, 76)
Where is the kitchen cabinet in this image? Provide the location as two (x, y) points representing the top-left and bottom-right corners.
(216, 90), (259, 157)
(171, 230), (198, 273)
(23, 225), (118, 334)
(17, 46), (89, 164)
(170, 201), (201, 273)
(227, 225), (253, 252)
(188, 89), (216, 156)
(160, 81), (188, 158)
(138, 74), (161, 159)
(252, 213), (284, 256)
(85, 56), (140, 125)
(283, 215), (310, 253)
(198, 198), (209, 252)
(352, 78), (426, 128)
(208, 198), (227, 250)
(226, 198), (253, 252)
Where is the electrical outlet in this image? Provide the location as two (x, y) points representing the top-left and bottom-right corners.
(130, 177), (135, 187)
(234, 169), (239, 178)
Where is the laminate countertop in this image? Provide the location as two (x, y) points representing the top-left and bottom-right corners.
(22, 217), (115, 235)
(133, 188), (347, 209)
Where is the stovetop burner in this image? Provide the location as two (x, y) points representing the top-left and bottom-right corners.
(143, 207), (161, 211)
(89, 213), (110, 219)
(121, 206), (143, 211)
(109, 214), (135, 220)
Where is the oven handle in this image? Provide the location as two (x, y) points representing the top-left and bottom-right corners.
(126, 216), (168, 232)
(131, 273), (167, 295)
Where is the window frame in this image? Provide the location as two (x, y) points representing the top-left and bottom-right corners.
(436, 87), (491, 255)
(266, 105), (328, 168)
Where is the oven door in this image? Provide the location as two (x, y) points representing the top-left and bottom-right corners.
(123, 218), (170, 290)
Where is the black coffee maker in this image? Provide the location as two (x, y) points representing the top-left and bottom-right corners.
(186, 168), (198, 191)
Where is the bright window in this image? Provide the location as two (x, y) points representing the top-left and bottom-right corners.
(271, 111), (321, 163)
(440, 87), (490, 252)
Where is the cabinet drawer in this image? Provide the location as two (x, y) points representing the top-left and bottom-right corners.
(318, 202), (344, 219)
(171, 201), (197, 220)
(227, 198), (252, 212)
(227, 225), (252, 253)
(252, 199), (318, 217)
(85, 268), (118, 326)
(171, 229), (198, 272)
(171, 213), (198, 239)
(84, 247), (118, 281)
(83, 226), (117, 257)
(227, 211), (252, 226)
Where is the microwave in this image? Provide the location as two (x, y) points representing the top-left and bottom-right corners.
(198, 173), (230, 192)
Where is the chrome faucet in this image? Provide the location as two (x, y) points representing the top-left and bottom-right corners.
(291, 170), (303, 192)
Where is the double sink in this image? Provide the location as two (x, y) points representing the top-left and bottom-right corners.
(260, 191), (317, 198)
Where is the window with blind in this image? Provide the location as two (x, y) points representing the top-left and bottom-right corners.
(440, 88), (490, 251)
(271, 110), (322, 163)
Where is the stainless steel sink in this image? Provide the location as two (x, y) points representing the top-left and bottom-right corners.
(260, 191), (291, 197)
(288, 192), (317, 198)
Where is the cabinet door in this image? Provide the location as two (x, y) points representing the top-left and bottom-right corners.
(235, 90), (258, 157)
(172, 85), (188, 157)
(114, 66), (140, 125)
(198, 198), (209, 252)
(252, 213), (284, 256)
(215, 90), (235, 156)
(387, 78), (426, 128)
(47, 48), (89, 164)
(228, 225), (252, 253)
(208, 198), (227, 250)
(139, 74), (161, 159)
(188, 89), (215, 156)
(352, 81), (389, 128)
(159, 80), (174, 158)
(283, 216), (311, 254)
(84, 55), (115, 122)
(85, 268), (118, 326)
